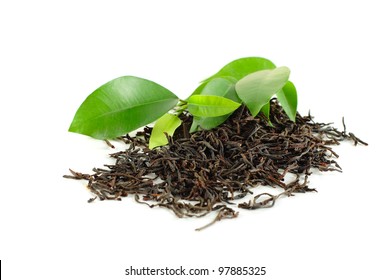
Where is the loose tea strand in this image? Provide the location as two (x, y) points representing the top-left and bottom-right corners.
(64, 99), (366, 230)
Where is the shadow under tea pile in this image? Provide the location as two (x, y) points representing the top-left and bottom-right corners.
(65, 99), (366, 230)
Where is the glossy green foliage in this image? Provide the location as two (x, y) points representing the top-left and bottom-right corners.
(235, 67), (290, 116)
(202, 57), (276, 82)
(149, 113), (182, 149)
(190, 77), (240, 132)
(187, 95), (241, 117)
(277, 81), (298, 121)
(69, 56), (299, 149)
(69, 76), (178, 139)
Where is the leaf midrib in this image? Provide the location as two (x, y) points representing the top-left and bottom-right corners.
(77, 96), (177, 123)
(193, 103), (237, 109)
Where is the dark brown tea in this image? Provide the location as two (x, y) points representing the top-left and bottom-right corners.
(64, 99), (366, 230)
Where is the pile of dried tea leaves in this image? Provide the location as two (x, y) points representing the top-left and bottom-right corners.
(65, 99), (367, 230)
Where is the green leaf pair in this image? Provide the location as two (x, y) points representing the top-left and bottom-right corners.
(189, 77), (240, 132)
(69, 56), (298, 149)
(199, 57), (297, 123)
(149, 94), (241, 149)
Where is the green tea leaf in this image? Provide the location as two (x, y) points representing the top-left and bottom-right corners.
(276, 81), (298, 121)
(191, 82), (208, 97)
(260, 102), (274, 127)
(192, 77), (237, 97)
(190, 115), (230, 133)
(187, 95), (241, 117)
(202, 57), (276, 82)
(197, 115), (229, 130)
(149, 113), (182, 149)
(260, 101), (270, 120)
(69, 76), (178, 139)
(235, 67), (290, 116)
(189, 117), (201, 133)
(191, 76), (238, 97)
(189, 77), (241, 131)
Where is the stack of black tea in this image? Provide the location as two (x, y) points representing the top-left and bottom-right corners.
(65, 99), (366, 230)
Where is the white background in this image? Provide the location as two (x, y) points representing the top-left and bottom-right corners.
(1, 0), (389, 279)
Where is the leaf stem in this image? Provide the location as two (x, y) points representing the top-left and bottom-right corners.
(173, 100), (188, 116)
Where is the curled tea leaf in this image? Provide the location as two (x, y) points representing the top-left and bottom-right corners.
(277, 81), (298, 121)
(149, 113), (182, 149)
